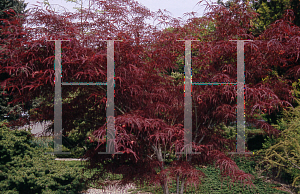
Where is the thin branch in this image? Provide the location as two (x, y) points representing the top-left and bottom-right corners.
(195, 104), (199, 130)
(115, 105), (125, 115)
(147, 155), (153, 160)
(180, 177), (185, 194)
(193, 104), (200, 143)
(284, 145), (300, 170)
(177, 175), (180, 194)
(198, 134), (205, 145)
(152, 144), (164, 168)
(97, 85), (126, 114)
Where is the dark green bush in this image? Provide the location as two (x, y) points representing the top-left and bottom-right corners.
(257, 99), (300, 193)
(0, 120), (88, 194)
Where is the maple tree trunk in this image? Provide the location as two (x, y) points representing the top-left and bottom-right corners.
(176, 175), (185, 194)
(176, 175), (179, 194)
(161, 178), (169, 194)
(180, 178), (185, 194)
(153, 144), (169, 194)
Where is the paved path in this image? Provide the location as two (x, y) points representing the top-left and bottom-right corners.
(79, 180), (152, 194)
(55, 158), (88, 161)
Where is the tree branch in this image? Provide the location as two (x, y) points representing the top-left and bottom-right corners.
(97, 85), (126, 114)
(180, 177), (185, 194)
(198, 134), (205, 145)
(284, 145), (300, 170)
(115, 105), (125, 115)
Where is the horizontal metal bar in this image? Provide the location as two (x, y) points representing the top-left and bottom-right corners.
(227, 152), (254, 155)
(62, 82), (107, 85)
(175, 152), (202, 154)
(192, 82), (237, 85)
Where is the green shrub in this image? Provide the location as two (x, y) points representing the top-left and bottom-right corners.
(257, 99), (300, 193)
(0, 120), (88, 194)
(30, 136), (54, 149)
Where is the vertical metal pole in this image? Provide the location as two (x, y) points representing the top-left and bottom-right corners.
(184, 40), (192, 155)
(229, 40), (253, 155)
(106, 40), (115, 154)
(54, 40), (63, 153)
(98, 40), (123, 155)
(236, 41), (245, 153)
(176, 40), (201, 157)
(46, 39), (70, 155)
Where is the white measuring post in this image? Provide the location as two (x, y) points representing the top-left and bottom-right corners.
(46, 39), (71, 155)
(176, 39), (254, 157)
(176, 40), (202, 156)
(98, 40), (123, 155)
(46, 39), (122, 155)
(228, 40), (253, 155)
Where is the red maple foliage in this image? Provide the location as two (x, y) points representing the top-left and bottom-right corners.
(1, 0), (300, 193)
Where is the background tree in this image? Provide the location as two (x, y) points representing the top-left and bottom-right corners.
(0, 0), (29, 123)
(217, 0), (300, 35)
(290, 0), (300, 26)
(251, 0), (294, 34)
(0, 0), (28, 26)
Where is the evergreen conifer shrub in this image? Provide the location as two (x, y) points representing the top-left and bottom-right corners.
(258, 99), (300, 192)
(0, 120), (87, 194)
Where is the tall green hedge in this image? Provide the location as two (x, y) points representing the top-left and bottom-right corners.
(0, 120), (87, 194)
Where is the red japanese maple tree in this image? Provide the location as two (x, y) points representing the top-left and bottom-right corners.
(1, 0), (300, 193)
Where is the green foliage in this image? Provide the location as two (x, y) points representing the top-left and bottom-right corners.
(170, 71), (184, 87)
(257, 98), (300, 191)
(0, 121), (88, 193)
(218, 0), (299, 35)
(254, 0), (291, 31)
(133, 161), (289, 193)
(292, 79), (300, 99)
(30, 136), (54, 150)
(29, 135), (92, 159)
(0, 0), (28, 19)
(0, 87), (22, 122)
(262, 135), (278, 149)
(249, 0), (300, 35)
(27, 87), (102, 159)
(60, 121), (98, 158)
(53, 160), (110, 190)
